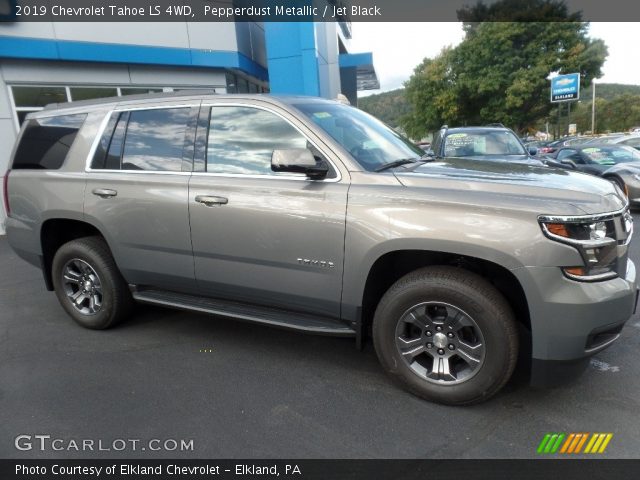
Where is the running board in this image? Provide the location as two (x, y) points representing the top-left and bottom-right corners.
(131, 288), (356, 337)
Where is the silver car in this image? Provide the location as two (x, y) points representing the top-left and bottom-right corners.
(4, 93), (638, 405)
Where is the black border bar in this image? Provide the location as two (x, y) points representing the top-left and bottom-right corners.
(3, 459), (640, 480)
(1, 0), (640, 22)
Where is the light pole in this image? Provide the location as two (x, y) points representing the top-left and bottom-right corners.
(547, 71), (560, 139)
(591, 80), (596, 135)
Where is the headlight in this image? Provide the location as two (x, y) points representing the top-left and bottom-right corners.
(539, 215), (620, 281)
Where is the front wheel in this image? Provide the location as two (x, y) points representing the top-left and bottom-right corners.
(373, 266), (518, 405)
(51, 236), (133, 329)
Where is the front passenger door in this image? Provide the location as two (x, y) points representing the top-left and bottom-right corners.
(188, 104), (349, 319)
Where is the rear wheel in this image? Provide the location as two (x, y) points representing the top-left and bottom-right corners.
(373, 266), (518, 405)
(52, 236), (133, 329)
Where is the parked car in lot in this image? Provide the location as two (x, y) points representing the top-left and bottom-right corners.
(546, 144), (640, 205)
(3, 93), (637, 405)
(608, 134), (640, 151)
(428, 124), (543, 162)
(537, 136), (591, 154)
(523, 139), (550, 151)
(428, 125), (568, 169)
(584, 135), (627, 145)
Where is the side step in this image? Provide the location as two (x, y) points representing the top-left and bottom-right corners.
(131, 288), (356, 337)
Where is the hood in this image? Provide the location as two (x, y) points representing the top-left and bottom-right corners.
(394, 157), (626, 216)
(449, 154), (542, 165)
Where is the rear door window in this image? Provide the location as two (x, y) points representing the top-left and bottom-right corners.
(90, 107), (193, 171)
(12, 114), (87, 169)
(121, 108), (191, 171)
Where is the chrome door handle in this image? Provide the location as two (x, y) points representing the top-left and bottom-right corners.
(92, 188), (117, 198)
(195, 195), (228, 206)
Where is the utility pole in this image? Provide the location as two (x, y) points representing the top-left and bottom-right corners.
(591, 81), (596, 134)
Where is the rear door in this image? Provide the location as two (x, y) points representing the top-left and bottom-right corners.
(187, 101), (349, 318)
(84, 102), (199, 292)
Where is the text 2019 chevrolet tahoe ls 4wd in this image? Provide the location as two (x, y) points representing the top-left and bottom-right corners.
(3, 92), (637, 405)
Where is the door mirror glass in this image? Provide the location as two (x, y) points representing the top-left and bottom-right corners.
(271, 148), (329, 179)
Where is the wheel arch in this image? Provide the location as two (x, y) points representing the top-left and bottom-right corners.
(357, 248), (531, 352)
(40, 218), (110, 291)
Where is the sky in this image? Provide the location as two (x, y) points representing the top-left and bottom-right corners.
(350, 22), (640, 97)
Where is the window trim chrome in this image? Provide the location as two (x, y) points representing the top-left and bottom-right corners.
(84, 101), (343, 183)
(84, 104), (199, 174)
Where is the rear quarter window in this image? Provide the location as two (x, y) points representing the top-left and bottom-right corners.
(12, 114), (87, 169)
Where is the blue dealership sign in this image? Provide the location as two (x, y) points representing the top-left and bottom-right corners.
(550, 73), (580, 102)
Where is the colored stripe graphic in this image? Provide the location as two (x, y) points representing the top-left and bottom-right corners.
(538, 433), (612, 454)
(560, 433), (575, 453)
(574, 433), (589, 453)
(598, 434), (613, 453)
(585, 433), (614, 454)
(537, 433), (565, 454)
(537, 434), (552, 454)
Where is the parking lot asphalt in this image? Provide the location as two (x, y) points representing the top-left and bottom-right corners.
(1, 217), (640, 460)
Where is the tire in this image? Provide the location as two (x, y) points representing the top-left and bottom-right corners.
(51, 236), (133, 329)
(373, 266), (518, 405)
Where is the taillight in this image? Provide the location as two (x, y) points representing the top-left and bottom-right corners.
(2, 169), (10, 218)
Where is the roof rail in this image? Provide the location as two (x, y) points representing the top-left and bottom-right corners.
(486, 123), (505, 128)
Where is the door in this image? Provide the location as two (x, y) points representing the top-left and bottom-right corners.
(84, 104), (199, 292)
(188, 104), (349, 318)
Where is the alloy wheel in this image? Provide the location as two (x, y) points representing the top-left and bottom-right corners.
(395, 302), (486, 384)
(61, 258), (103, 315)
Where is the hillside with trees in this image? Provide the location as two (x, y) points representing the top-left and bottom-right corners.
(359, 84), (640, 134)
(357, 89), (408, 128)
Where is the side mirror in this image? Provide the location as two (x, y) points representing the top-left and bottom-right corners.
(560, 158), (577, 169)
(271, 148), (329, 179)
(528, 147), (538, 156)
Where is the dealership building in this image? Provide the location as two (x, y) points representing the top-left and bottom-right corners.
(0, 17), (379, 232)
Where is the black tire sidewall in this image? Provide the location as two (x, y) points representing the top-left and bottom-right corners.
(51, 238), (120, 329)
(373, 269), (518, 405)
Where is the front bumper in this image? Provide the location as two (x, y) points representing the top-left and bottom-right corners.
(513, 259), (637, 387)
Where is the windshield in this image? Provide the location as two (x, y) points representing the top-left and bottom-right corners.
(582, 146), (640, 165)
(293, 102), (424, 171)
(443, 130), (526, 157)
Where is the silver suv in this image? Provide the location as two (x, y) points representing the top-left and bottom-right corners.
(3, 92), (638, 405)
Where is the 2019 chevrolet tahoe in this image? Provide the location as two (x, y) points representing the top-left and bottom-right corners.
(3, 92), (637, 405)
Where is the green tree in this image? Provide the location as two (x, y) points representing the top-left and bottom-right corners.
(457, 0), (581, 33)
(401, 0), (607, 137)
(599, 95), (640, 132)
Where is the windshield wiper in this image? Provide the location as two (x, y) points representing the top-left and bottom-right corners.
(375, 158), (422, 172)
